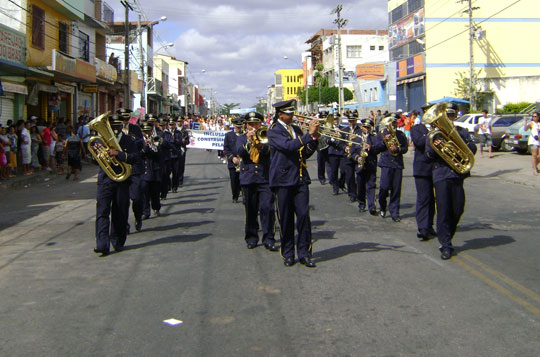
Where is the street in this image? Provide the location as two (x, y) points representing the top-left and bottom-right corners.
(1, 149), (539, 356)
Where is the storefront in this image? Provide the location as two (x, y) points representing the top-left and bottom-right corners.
(396, 54), (426, 112)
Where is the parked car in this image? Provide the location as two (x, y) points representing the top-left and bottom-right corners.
(454, 113), (483, 133)
(502, 118), (530, 153)
(489, 114), (527, 150)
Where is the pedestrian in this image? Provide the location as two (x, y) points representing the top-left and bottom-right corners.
(267, 99), (320, 268)
(64, 126), (85, 180)
(19, 120), (32, 175)
(403, 113), (413, 145)
(524, 111), (540, 175)
(425, 103), (477, 260)
(76, 117), (91, 160)
(55, 133), (65, 175)
(30, 125), (42, 171)
(0, 126), (11, 180)
(41, 121), (53, 172)
(477, 109), (493, 158)
(7, 125), (18, 177)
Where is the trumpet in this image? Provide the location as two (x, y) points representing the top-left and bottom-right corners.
(293, 114), (362, 146)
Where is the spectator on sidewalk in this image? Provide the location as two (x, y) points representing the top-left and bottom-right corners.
(76, 117), (91, 160)
(30, 125), (42, 171)
(55, 133), (65, 175)
(0, 126), (8, 181)
(7, 125), (17, 177)
(19, 120), (32, 175)
(65, 126), (85, 180)
(525, 111), (540, 175)
(40, 121), (53, 172)
(477, 109), (493, 158)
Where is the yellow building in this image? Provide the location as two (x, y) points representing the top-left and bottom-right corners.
(388, 0), (540, 112)
(274, 69), (303, 102)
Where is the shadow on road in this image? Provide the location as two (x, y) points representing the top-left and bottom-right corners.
(457, 235), (515, 252)
(312, 230), (336, 242)
(181, 186), (223, 192)
(123, 233), (212, 251)
(314, 242), (405, 263)
(479, 168), (521, 178)
(146, 220), (214, 232)
(457, 222), (495, 232)
(161, 207), (216, 217)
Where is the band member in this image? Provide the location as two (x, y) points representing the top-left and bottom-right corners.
(94, 113), (143, 256)
(326, 116), (345, 195)
(350, 119), (378, 215)
(169, 118), (181, 193)
(341, 116), (362, 202)
(234, 112), (278, 251)
(375, 114), (408, 222)
(223, 117), (244, 203)
(160, 118), (173, 200)
(411, 111), (437, 240)
(425, 103), (477, 260)
(118, 108), (145, 233)
(268, 99), (320, 268)
(316, 112), (329, 185)
(176, 117), (190, 187)
(141, 121), (163, 218)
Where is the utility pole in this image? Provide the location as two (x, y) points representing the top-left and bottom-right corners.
(462, 0), (479, 111)
(138, 14), (146, 109)
(121, 0), (133, 109)
(332, 5), (348, 115)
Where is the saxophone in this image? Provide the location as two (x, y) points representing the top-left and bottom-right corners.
(356, 133), (369, 170)
(87, 112), (132, 182)
(379, 116), (401, 156)
(422, 103), (475, 174)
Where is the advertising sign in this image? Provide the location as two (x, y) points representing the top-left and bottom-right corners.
(356, 63), (385, 80)
(389, 8), (425, 49)
(95, 58), (117, 83)
(0, 23), (25, 65)
(187, 130), (227, 150)
(396, 54), (425, 79)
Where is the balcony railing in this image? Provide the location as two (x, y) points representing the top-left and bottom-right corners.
(147, 77), (163, 97)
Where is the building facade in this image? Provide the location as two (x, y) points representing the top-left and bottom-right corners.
(274, 69), (303, 103)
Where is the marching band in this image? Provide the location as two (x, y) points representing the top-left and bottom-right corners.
(92, 100), (475, 262)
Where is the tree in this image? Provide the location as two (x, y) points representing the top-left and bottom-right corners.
(453, 70), (489, 112)
(220, 103), (240, 115)
(253, 102), (266, 114)
(297, 86), (353, 106)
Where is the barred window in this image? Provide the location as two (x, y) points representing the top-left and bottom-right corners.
(59, 22), (69, 54)
(347, 45), (362, 58)
(31, 5), (45, 50)
(79, 31), (90, 61)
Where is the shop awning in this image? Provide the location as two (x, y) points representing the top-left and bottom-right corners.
(428, 96), (470, 105)
(397, 74), (425, 85)
(0, 59), (53, 78)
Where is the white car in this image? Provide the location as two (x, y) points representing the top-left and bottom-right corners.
(453, 113), (484, 133)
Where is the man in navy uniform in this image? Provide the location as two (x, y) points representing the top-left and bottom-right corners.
(425, 102), (477, 260)
(316, 112), (329, 185)
(375, 114), (408, 222)
(326, 116), (345, 195)
(140, 121), (163, 219)
(94, 112), (143, 256)
(268, 99), (320, 268)
(160, 118), (173, 200)
(411, 107), (437, 240)
(223, 116), (244, 203)
(234, 111), (278, 251)
(350, 119), (378, 215)
(341, 115), (362, 202)
(176, 117), (190, 187)
(118, 108), (145, 233)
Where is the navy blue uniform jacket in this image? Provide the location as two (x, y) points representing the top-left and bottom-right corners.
(234, 134), (271, 185)
(374, 130), (408, 169)
(223, 130), (240, 170)
(425, 125), (477, 183)
(410, 124), (433, 177)
(267, 122), (318, 187)
(97, 130), (143, 184)
(350, 133), (378, 172)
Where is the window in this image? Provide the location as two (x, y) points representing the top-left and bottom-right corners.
(59, 22), (68, 54)
(379, 46), (384, 51)
(372, 87), (378, 102)
(31, 5), (45, 49)
(391, 4), (404, 24)
(275, 74), (282, 85)
(370, 46), (375, 51)
(364, 90), (369, 103)
(347, 45), (362, 58)
(408, 0), (424, 13)
(78, 31), (89, 61)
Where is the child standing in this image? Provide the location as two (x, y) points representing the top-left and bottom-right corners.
(55, 133), (65, 174)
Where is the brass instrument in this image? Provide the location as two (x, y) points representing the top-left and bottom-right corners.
(293, 114), (362, 146)
(254, 127), (268, 145)
(422, 103), (475, 174)
(88, 112), (132, 182)
(355, 133), (369, 170)
(379, 116), (401, 156)
(234, 157), (242, 172)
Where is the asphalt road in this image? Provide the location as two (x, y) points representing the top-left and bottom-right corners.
(0, 149), (539, 356)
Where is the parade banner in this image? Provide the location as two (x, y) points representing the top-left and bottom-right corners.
(187, 130), (228, 150)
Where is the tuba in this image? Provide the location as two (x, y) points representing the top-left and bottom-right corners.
(379, 116), (400, 156)
(422, 103), (475, 174)
(88, 112), (132, 182)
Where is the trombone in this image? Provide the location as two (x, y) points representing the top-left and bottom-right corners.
(293, 114), (363, 146)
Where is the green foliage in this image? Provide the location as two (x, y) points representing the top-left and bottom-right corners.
(297, 86), (353, 105)
(497, 102), (532, 114)
(254, 102), (267, 114)
(452, 70), (489, 110)
(220, 103), (240, 115)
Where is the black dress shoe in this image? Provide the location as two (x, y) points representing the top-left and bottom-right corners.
(299, 257), (316, 268)
(440, 248), (453, 260)
(172, 188), (178, 193)
(380, 211), (386, 218)
(283, 257), (295, 267)
(135, 221), (142, 232)
(264, 243), (279, 252)
(417, 229), (430, 241)
(392, 217), (401, 222)
(247, 242), (257, 249)
(142, 214), (150, 220)
(319, 179), (327, 185)
(369, 209), (377, 216)
(349, 197), (357, 202)
(232, 198), (238, 203)
(358, 207), (367, 213)
(93, 248), (109, 256)
(154, 210), (160, 217)
(428, 228), (438, 237)
(332, 190), (339, 195)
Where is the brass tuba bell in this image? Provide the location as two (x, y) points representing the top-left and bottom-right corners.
(87, 112), (132, 182)
(422, 103), (475, 174)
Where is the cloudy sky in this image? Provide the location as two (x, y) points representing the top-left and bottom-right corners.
(109, 0), (388, 108)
